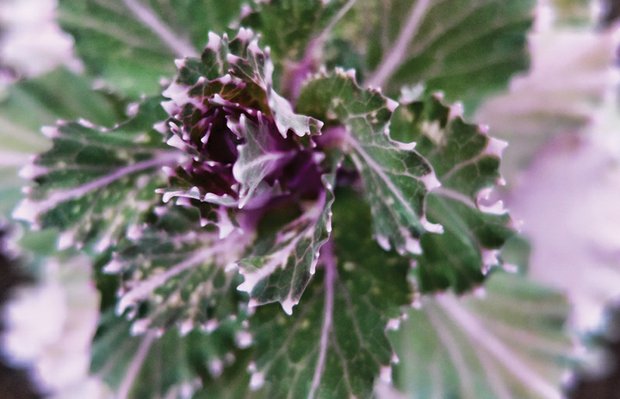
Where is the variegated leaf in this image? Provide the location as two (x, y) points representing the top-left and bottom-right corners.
(391, 94), (514, 293)
(249, 189), (411, 398)
(298, 72), (440, 256)
(389, 273), (572, 399)
(58, 0), (244, 97)
(14, 98), (179, 252)
(236, 158), (339, 314)
(105, 203), (250, 333)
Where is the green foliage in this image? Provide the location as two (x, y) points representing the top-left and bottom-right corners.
(92, 311), (244, 398)
(59, 0), (243, 97)
(345, 0), (535, 110)
(391, 273), (572, 399)
(391, 96), (514, 293)
(237, 164), (338, 314)
(13, 98), (174, 250)
(105, 205), (248, 332)
(250, 190), (411, 398)
(6, 0), (574, 398)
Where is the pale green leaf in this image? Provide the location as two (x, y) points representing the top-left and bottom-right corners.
(0, 69), (119, 216)
(390, 273), (572, 399)
(58, 0), (243, 97)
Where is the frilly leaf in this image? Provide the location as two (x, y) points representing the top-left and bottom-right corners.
(104, 203), (250, 333)
(391, 94), (514, 293)
(297, 72), (439, 256)
(165, 29), (322, 139)
(14, 98), (179, 252)
(236, 155), (340, 314)
(249, 189), (411, 398)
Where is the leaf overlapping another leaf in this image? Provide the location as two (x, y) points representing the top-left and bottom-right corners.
(391, 95), (514, 293)
(236, 158), (340, 314)
(161, 29), (323, 211)
(298, 72), (441, 256)
(299, 72), (514, 294)
(104, 204), (249, 333)
(249, 190), (411, 399)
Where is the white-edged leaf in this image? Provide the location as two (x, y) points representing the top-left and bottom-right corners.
(297, 72), (440, 256)
(14, 98), (178, 251)
(391, 94), (514, 293)
(106, 203), (250, 333)
(237, 158), (340, 315)
(231, 113), (296, 208)
(249, 189), (411, 398)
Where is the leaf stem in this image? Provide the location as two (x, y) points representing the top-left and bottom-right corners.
(23, 151), (179, 219)
(436, 295), (562, 399)
(117, 330), (157, 399)
(282, 0), (357, 101)
(122, 0), (198, 57)
(366, 0), (432, 88)
(308, 240), (337, 399)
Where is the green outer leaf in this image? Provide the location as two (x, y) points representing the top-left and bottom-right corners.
(240, 0), (348, 61)
(390, 272), (572, 399)
(92, 311), (243, 398)
(391, 95), (514, 293)
(0, 69), (119, 216)
(193, 349), (260, 399)
(237, 156), (340, 314)
(359, 0), (534, 109)
(14, 98), (177, 251)
(297, 72), (438, 255)
(250, 189), (411, 399)
(59, 0), (243, 97)
(105, 204), (249, 333)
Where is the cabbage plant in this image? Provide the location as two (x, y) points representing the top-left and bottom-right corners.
(1, 0), (583, 398)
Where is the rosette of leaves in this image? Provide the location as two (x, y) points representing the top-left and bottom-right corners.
(12, 1), (570, 397)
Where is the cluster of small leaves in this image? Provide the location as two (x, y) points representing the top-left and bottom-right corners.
(6, 0), (574, 398)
